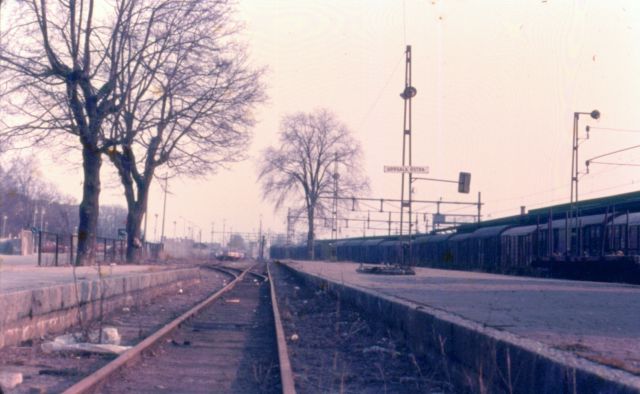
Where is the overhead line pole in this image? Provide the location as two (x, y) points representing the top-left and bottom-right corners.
(399, 45), (415, 266)
(569, 110), (600, 255)
(332, 153), (339, 260)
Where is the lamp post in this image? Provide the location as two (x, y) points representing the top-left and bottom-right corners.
(569, 109), (600, 256)
(153, 213), (158, 242)
(40, 208), (45, 231)
(160, 175), (168, 243)
(143, 212), (148, 243)
(222, 219), (226, 247)
(2, 215), (7, 238)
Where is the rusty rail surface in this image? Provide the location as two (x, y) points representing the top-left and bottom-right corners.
(268, 261), (297, 394)
(63, 265), (251, 394)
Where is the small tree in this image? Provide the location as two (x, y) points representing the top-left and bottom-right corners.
(227, 233), (245, 250)
(258, 109), (368, 259)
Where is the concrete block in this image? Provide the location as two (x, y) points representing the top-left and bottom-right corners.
(0, 371), (23, 390)
(0, 268), (200, 349)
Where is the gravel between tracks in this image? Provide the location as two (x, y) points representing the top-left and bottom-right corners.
(97, 265), (280, 394)
(0, 265), (229, 393)
(271, 263), (454, 394)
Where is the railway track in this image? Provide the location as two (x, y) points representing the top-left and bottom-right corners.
(62, 262), (294, 394)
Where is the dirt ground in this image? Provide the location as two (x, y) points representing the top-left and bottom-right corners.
(271, 263), (454, 394)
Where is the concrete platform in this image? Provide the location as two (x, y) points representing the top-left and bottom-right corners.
(0, 255), (167, 293)
(282, 260), (640, 393)
(0, 254), (201, 348)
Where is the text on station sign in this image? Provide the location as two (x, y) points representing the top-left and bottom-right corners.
(383, 165), (429, 174)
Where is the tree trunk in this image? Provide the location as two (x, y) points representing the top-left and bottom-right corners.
(307, 207), (315, 260)
(125, 205), (145, 263)
(76, 145), (102, 266)
(124, 174), (151, 263)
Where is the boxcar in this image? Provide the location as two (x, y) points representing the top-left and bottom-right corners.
(447, 233), (473, 268)
(362, 238), (386, 263)
(345, 239), (366, 262)
(607, 212), (640, 256)
(501, 224), (540, 270)
(419, 233), (454, 267)
(379, 239), (401, 264)
(335, 239), (350, 261)
(467, 225), (511, 271)
(538, 214), (608, 258)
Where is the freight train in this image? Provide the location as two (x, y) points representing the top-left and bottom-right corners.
(270, 191), (640, 283)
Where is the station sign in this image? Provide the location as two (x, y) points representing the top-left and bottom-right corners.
(384, 165), (429, 174)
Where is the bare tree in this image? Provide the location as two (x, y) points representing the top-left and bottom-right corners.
(0, 155), (77, 234)
(1, 156), (42, 200)
(0, 0), (157, 264)
(258, 109), (369, 259)
(0, 0), (256, 264)
(105, 0), (264, 262)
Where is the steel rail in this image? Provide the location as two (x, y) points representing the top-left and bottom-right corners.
(267, 262), (297, 394)
(207, 265), (241, 278)
(63, 265), (254, 394)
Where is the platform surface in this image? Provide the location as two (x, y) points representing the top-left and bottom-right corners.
(285, 260), (640, 375)
(0, 254), (175, 294)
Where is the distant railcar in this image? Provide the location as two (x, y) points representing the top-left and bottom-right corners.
(447, 233), (472, 269)
(217, 249), (245, 261)
(268, 191), (640, 283)
(415, 234), (454, 267)
(378, 239), (400, 264)
(468, 225), (511, 272)
(501, 224), (540, 270)
(362, 238), (386, 263)
(335, 239), (351, 261)
(537, 214), (609, 259)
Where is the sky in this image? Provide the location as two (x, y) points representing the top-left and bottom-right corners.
(7, 0), (640, 244)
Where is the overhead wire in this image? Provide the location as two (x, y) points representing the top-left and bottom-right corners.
(589, 161), (640, 167)
(461, 124), (640, 217)
(357, 57), (403, 130)
(462, 120), (636, 219)
(588, 126), (640, 133)
(484, 178), (640, 218)
(444, 152), (640, 217)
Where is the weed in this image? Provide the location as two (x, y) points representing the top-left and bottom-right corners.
(375, 362), (388, 394)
